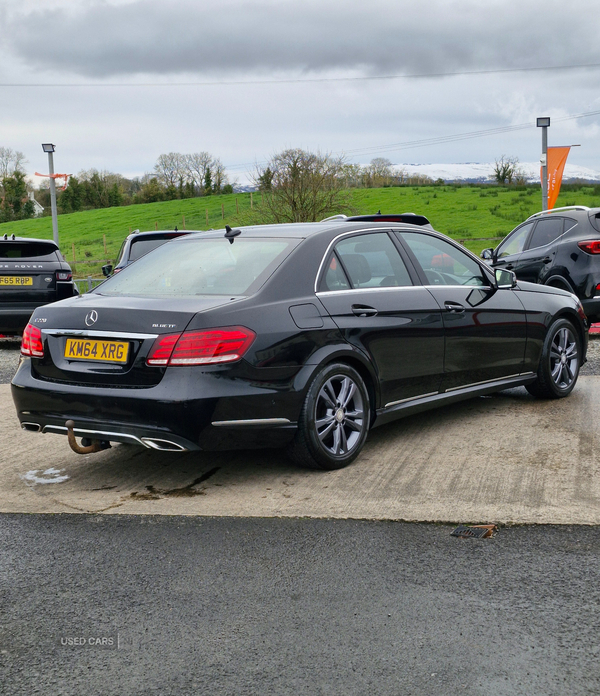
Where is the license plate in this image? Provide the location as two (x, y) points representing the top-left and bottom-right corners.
(64, 338), (129, 364)
(0, 276), (33, 286)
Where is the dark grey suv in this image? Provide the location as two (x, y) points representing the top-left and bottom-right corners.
(0, 235), (76, 334)
(482, 206), (600, 322)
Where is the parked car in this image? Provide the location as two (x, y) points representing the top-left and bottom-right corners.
(102, 228), (194, 276)
(0, 235), (76, 334)
(481, 205), (600, 323)
(13, 220), (587, 470)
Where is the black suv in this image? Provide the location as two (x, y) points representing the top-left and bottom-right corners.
(482, 206), (600, 322)
(0, 235), (76, 334)
(102, 229), (193, 276)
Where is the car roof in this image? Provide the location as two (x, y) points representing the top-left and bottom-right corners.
(0, 235), (58, 247)
(126, 229), (197, 239)
(526, 206), (600, 222)
(182, 221), (435, 242)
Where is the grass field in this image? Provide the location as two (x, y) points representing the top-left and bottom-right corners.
(1, 184), (599, 277)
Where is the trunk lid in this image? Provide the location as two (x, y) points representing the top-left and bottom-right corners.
(29, 293), (237, 387)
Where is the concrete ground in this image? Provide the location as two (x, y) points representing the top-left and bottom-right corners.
(2, 371), (599, 524)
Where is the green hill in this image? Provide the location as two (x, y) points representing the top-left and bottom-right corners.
(1, 185), (599, 277)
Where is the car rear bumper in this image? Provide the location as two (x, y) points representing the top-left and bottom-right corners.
(11, 360), (301, 452)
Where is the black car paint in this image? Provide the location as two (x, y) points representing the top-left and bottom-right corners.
(12, 222), (587, 453)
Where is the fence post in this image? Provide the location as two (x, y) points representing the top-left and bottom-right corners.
(182, 214), (186, 230)
(103, 234), (107, 256)
(221, 203), (224, 219)
(205, 209), (209, 226)
(250, 192), (253, 209)
(72, 243), (76, 263)
(87, 276), (93, 292)
(155, 221), (158, 230)
(236, 198), (239, 214)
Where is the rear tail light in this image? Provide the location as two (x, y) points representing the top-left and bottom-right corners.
(577, 240), (600, 254)
(56, 271), (72, 281)
(21, 323), (44, 358)
(146, 327), (256, 366)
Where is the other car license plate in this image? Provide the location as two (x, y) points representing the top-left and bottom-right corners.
(0, 276), (33, 286)
(64, 338), (129, 364)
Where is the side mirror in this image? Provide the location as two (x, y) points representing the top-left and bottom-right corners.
(481, 248), (494, 261)
(101, 264), (113, 277)
(495, 268), (517, 289)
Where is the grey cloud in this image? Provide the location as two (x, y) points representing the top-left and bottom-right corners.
(6, 0), (600, 79)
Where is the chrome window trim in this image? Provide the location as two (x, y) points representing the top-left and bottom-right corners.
(316, 285), (423, 297)
(314, 227), (413, 294)
(41, 329), (158, 340)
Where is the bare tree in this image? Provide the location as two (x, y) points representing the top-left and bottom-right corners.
(184, 152), (213, 194)
(154, 152), (187, 188)
(253, 149), (348, 223)
(492, 155), (523, 185)
(0, 147), (27, 180)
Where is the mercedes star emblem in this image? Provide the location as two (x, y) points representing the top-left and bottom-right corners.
(85, 310), (98, 327)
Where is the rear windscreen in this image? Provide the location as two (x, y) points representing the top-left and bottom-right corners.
(98, 237), (300, 297)
(0, 242), (58, 259)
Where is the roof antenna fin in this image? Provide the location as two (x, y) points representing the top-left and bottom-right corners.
(224, 225), (242, 244)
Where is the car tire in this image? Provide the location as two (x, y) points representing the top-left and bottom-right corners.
(526, 318), (581, 399)
(288, 363), (370, 470)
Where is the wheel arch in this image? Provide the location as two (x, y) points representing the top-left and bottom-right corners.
(553, 308), (587, 353)
(294, 345), (380, 423)
(545, 274), (575, 293)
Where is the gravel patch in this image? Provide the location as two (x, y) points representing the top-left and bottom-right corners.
(0, 340), (20, 384)
(2, 336), (600, 384)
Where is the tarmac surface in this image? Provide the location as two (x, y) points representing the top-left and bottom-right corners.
(1, 339), (599, 525)
(2, 514), (598, 696)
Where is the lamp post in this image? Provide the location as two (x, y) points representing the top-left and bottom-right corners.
(537, 117), (550, 211)
(42, 143), (59, 246)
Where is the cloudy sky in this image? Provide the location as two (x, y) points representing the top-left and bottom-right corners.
(2, 0), (600, 184)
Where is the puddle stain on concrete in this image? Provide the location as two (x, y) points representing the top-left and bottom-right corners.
(19, 468), (70, 486)
(130, 467), (221, 500)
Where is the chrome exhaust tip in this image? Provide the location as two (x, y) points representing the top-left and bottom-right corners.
(140, 438), (187, 452)
(21, 422), (41, 432)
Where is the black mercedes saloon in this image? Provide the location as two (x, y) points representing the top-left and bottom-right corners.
(12, 220), (588, 469)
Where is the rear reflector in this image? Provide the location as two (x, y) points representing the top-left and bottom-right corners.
(146, 327), (256, 366)
(578, 240), (600, 254)
(21, 323), (44, 358)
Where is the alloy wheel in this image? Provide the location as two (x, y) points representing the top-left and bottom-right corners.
(549, 326), (579, 390)
(314, 375), (366, 456)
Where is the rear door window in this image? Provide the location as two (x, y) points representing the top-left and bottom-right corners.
(334, 232), (413, 288)
(526, 218), (564, 249)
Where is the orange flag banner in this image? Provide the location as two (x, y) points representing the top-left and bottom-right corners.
(544, 146), (571, 210)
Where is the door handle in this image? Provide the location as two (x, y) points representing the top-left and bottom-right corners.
(351, 304), (378, 317)
(444, 301), (465, 313)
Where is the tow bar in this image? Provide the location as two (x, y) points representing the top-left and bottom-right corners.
(65, 420), (111, 454)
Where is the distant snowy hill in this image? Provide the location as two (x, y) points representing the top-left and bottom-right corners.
(395, 162), (600, 184)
